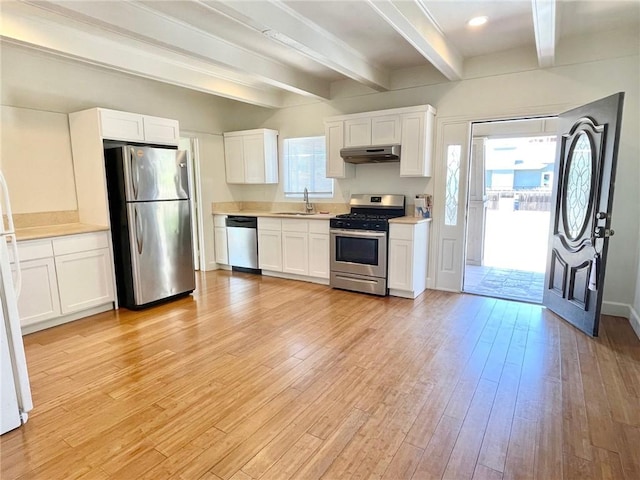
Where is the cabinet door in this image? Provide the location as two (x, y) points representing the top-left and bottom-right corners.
(99, 109), (145, 142)
(243, 134), (267, 183)
(325, 121), (353, 179)
(344, 117), (372, 147)
(214, 226), (228, 265)
(388, 239), (413, 290)
(399, 113), (426, 177)
(372, 115), (401, 145)
(143, 116), (180, 145)
(55, 248), (115, 315)
(258, 230), (283, 271)
(282, 231), (308, 276)
(13, 258), (60, 327)
(308, 233), (329, 279)
(224, 136), (245, 183)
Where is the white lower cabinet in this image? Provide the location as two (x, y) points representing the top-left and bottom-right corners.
(388, 221), (430, 299)
(308, 233), (330, 279)
(55, 248), (114, 314)
(14, 231), (115, 332)
(13, 258), (60, 326)
(258, 218), (283, 272)
(213, 215), (229, 265)
(258, 217), (329, 282)
(282, 232), (308, 276)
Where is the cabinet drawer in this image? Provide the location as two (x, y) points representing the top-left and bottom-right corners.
(53, 232), (110, 256)
(309, 220), (329, 234)
(258, 217), (281, 231)
(15, 239), (54, 262)
(213, 215), (228, 227)
(281, 219), (308, 233)
(389, 224), (414, 241)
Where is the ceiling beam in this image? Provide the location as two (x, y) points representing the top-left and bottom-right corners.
(202, 0), (391, 91)
(531, 0), (557, 67)
(367, 0), (463, 81)
(22, 0), (330, 100)
(1, 3), (284, 108)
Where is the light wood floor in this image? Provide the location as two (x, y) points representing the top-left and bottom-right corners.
(2, 271), (639, 480)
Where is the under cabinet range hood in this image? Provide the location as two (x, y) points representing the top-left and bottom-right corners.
(340, 144), (401, 164)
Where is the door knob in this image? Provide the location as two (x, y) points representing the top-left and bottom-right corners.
(594, 227), (615, 238)
(596, 211), (608, 220)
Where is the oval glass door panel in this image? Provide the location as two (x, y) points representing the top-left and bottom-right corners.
(563, 132), (593, 240)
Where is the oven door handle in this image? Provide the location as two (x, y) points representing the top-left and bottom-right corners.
(330, 229), (387, 238)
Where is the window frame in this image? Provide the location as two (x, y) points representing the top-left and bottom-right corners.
(282, 135), (334, 199)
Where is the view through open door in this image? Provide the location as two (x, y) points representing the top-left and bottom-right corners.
(543, 93), (625, 337)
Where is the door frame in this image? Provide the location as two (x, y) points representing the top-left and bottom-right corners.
(178, 135), (206, 272)
(430, 103), (574, 293)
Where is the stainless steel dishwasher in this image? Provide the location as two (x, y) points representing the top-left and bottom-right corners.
(225, 216), (260, 273)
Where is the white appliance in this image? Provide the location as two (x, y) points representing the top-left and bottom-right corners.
(0, 171), (32, 435)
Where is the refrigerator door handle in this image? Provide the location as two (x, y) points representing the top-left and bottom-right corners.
(0, 173), (21, 296)
(8, 234), (21, 297)
(130, 148), (139, 201)
(134, 207), (144, 255)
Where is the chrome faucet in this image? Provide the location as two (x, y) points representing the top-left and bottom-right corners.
(303, 187), (314, 213)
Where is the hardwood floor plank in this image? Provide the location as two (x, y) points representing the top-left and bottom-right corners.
(290, 407), (369, 480)
(472, 464), (504, 480)
(380, 441), (423, 480)
(255, 433), (322, 480)
(2, 272), (639, 480)
(442, 378), (499, 480)
(411, 414), (463, 480)
(503, 415), (537, 480)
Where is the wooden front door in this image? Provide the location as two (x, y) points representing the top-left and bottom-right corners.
(543, 92), (624, 336)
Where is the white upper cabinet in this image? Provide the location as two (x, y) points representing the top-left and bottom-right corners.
(142, 115), (180, 145)
(371, 115), (401, 145)
(223, 129), (278, 184)
(324, 105), (436, 178)
(344, 117), (372, 147)
(99, 110), (144, 142)
(98, 108), (179, 145)
(325, 120), (354, 179)
(400, 106), (436, 177)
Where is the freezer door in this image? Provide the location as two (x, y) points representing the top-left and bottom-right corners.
(127, 200), (195, 306)
(122, 146), (189, 202)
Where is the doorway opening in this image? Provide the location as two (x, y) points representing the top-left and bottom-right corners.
(463, 117), (557, 303)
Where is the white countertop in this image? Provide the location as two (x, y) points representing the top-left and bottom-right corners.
(212, 211), (336, 220)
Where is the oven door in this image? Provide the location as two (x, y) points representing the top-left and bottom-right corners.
(330, 229), (387, 278)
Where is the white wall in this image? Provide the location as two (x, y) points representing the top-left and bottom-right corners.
(0, 106), (77, 214)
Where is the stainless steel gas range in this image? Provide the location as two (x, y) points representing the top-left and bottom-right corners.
(329, 194), (405, 295)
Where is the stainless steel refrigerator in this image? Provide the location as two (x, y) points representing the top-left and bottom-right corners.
(105, 145), (195, 309)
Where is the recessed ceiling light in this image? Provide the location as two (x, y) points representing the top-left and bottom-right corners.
(468, 16), (488, 27)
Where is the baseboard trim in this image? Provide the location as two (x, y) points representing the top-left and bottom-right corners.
(602, 301), (640, 340)
(630, 305), (640, 340)
(601, 301), (630, 319)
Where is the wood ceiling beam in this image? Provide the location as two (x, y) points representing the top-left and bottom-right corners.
(367, 0), (463, 81)
(21, 0), (330, 101)
(1, 4), (284, 108)
(531, 0), (557, 67)
(203, 0), (391, 91)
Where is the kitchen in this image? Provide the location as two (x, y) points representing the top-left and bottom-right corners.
(1, 1), (640, 478)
